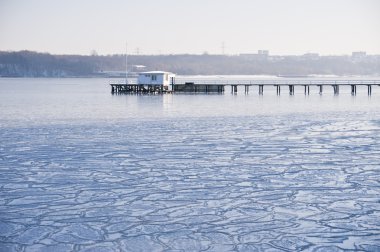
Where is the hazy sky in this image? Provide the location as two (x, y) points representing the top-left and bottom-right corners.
(0, 0), (379, 55)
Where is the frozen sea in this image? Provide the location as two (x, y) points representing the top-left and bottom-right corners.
(0, 78), (380, 251)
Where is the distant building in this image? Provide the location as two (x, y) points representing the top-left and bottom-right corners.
(138, 71), (176, 91)
(258, 50), (269, 56)
(131, 65), (146, 72)
(240, 50), (269, 60)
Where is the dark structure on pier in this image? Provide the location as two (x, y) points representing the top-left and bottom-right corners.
(111, 84), (166, 94)
(173, 82), (225, 93)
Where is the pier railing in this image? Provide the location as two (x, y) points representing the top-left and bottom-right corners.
(109, 78), (138, 85)
(109, 77), (380, 86)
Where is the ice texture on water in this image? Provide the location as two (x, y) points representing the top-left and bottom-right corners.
(24, 244), (73, 252)
(1, 113), (380, 251)
(12, 226), (55, 245)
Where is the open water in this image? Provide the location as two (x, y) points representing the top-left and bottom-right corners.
(0, 78), (380, 251)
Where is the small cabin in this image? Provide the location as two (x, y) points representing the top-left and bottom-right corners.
(138, 71), (176, 91)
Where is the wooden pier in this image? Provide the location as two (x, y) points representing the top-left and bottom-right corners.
(111, 79), (380, 95)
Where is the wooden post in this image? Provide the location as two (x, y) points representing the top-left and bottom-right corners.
(231, 85), (237, 93)
(319, 85), (323, 95)
(289, 85), (294, 95)
(259, 85), (263, 95)
(333, 85), (339, 95)
(276, 85), (281, 95)
(368, 85), (372, 96)
(171, 77), (175, 93)
(304, 85), (309, 95)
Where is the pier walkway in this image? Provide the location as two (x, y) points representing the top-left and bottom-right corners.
(110, 78), (380, 95)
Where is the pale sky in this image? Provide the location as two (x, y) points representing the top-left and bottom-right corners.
(0, 0), (379, 55)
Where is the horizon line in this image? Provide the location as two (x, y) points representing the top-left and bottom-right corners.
(1, 49), (379, 57)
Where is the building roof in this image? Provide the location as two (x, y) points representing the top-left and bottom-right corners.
(139, 71), (173, 75)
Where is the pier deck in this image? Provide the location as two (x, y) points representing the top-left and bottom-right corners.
(110, 78), (380, 95)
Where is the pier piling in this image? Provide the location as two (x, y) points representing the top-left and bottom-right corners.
(351, 85), (357, 95)
(231, 85), (238, 94)
(333, 85), (339, 95)
(276, 85), (281, 95)
(259, 85), (264, 95)
(245, 85), (249, 94)
(304, 85), (310, 95)
(368, 85), (372, 95)
(318, 85), (323, 95)
(289, 85), (294, 95)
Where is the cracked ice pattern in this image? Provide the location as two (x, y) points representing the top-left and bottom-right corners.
(1, 114), (380, 251)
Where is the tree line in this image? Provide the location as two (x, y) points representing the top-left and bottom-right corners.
(0, 50), (379, 77)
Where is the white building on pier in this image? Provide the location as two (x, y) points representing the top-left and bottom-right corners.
(138, 71), (176, 91)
